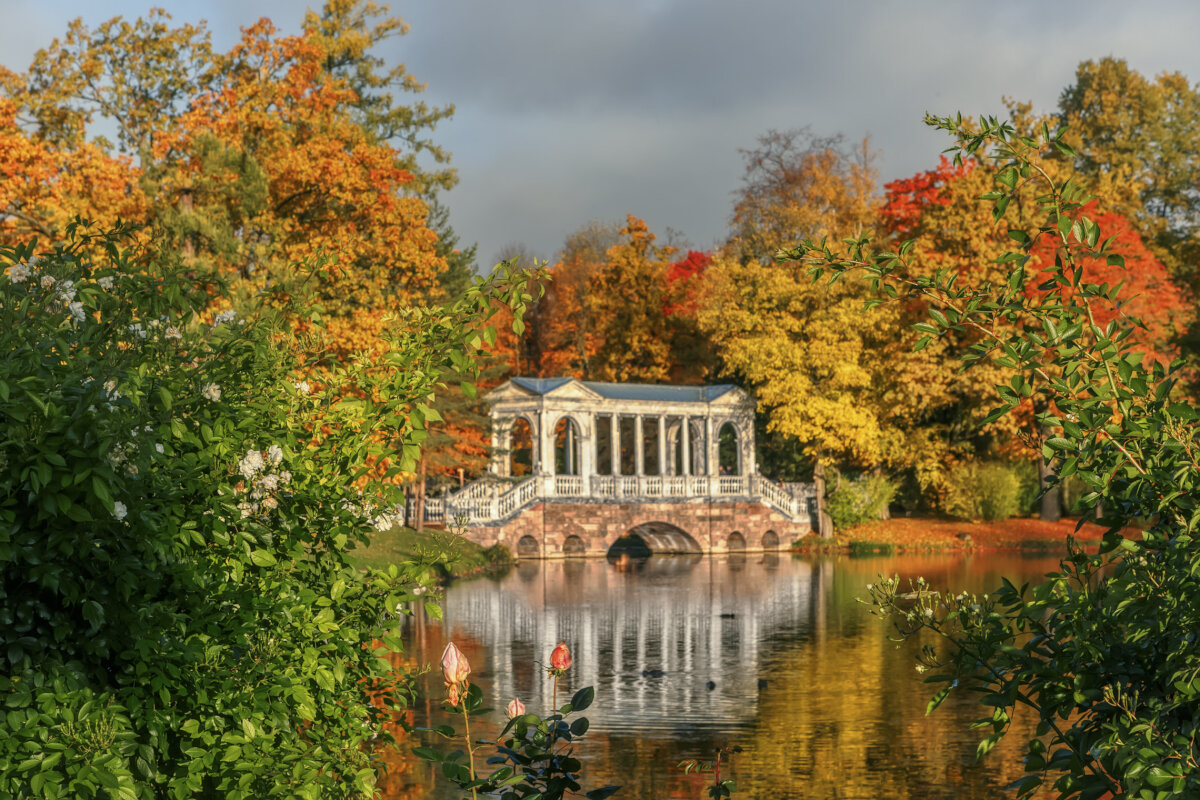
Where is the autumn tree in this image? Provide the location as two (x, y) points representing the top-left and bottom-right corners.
(1055, 57), (1200, 284)
(0, 92), (145, 240)
(879, 133), (1191, 517)
(662, 249), (719, 383)
(730, 128), (878, 264)
(586, 215), (680, 382)
(526, 221), (617, 378)
(303, 0), (475, 302)
(1, 3), (464, 346)
(702, 130), (944, 491)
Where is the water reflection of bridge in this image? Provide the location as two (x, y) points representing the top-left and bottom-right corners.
(438, 555), (832, 733)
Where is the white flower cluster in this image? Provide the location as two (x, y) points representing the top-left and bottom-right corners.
(107, 441), (139, 476)
(341, 498), (404, 531)
(112, 501), (128, 521)
(235, 446), (290, 517)
(56, 279), (76, 304)
(6, 259), (94, 326)
(98, 276), (115, 291)
(6, 261), (31, 283)
(212, 310), (237, 330)
(370, 505), (406, 531)
(202, 383), (221, 402)
(128, 322), (147, 339)
(294, 381), (311, 395)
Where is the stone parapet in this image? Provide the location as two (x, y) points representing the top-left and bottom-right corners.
(464, 498), (814, 558)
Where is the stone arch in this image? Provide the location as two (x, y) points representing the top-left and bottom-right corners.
(516, 535), (540, 558)
(726, 531), (746, 551)
(608, 521), (702, 556)
(761, 530), (780, 549)
(562, 535), (587, 556)
(507, 415), (535, 476)
(552, 415), (583, 476)
(717, 422), (740, 475)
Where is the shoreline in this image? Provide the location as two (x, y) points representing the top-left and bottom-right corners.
(791, 515), (1122, 556)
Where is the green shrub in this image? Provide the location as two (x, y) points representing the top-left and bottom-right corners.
(827, 472), (898, 530)
(1010, 459), (1042, 514)
(943, 461), (1021, 522)
(0, 225), (532, 797)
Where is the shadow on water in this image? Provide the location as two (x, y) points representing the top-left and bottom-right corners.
(393, 550), (1064, 800)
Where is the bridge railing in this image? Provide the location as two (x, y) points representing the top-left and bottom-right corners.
(440, 471), (814, 525)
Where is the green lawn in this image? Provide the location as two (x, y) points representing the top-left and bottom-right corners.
(348, 525), (511, 579)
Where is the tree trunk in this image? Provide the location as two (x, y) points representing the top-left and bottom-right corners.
(415, 454), (427, 533)
(814, 460), (835, 539)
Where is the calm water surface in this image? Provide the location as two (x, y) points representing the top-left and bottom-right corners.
(378, 552), (1062, 800)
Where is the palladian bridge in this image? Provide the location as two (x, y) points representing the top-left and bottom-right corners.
(440, 377), (816, 557)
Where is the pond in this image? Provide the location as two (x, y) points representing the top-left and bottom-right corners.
(377, 551), (1063, 799)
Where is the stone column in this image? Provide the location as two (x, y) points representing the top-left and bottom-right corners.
(681, 415), (691, 477)
(656, 416), (665, 477)
(745, 415), (757, 476)
(490, 421), (506, 477)
(611, 415), (620, 476)
(634, 415), (645, 476)
(580, 416), (594, 483)
(700, 419), (710, 474)
(565, 418), (575, 475)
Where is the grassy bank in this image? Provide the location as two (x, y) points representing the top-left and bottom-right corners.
(348, 526), (513, 580)
(793, 515), (1125, 554)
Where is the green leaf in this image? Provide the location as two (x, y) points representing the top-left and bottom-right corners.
(569, 686), (595, 712)
(92, 475), (114, 511)
(926, 685), (953, 715)
(249, 550), (277, 567)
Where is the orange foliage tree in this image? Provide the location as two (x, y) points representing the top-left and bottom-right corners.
(879, 140), (1191, 514)
(0, 91), (145, 242)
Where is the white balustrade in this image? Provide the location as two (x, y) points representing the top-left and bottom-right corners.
(440, 470), (813, 524)
(717, 476), (746, 495)
(591, 475), (617, 497)
(424, 498), (445, 523)
(555, 475), (584, 496)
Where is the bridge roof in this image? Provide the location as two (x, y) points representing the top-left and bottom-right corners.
(509, 377), (739, 404)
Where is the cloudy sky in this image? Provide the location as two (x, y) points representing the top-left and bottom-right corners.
(6, 1), (1200, 268)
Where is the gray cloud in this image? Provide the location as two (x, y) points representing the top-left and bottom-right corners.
(6, 1), (1200, 269)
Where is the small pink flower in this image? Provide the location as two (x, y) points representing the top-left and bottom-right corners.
(441, 641), (471, 686)
(505, 698), (526, 719)
(550, 642), (572, 672)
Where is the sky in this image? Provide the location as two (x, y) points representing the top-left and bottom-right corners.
(5, 1), (1200, 269)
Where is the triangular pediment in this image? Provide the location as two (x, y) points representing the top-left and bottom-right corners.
(483, 380), (539, 403)
(541, 379), (602, 401)
(707, 386), (755, 408)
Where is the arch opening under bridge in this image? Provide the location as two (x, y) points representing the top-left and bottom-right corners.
(606, 521), (702, 557)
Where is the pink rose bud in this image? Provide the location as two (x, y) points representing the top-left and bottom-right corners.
(550, 642), (572, 671)
(441, 641), (471, 685)
(447, 682), (462, 707)
(505, 698), (526, 719)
